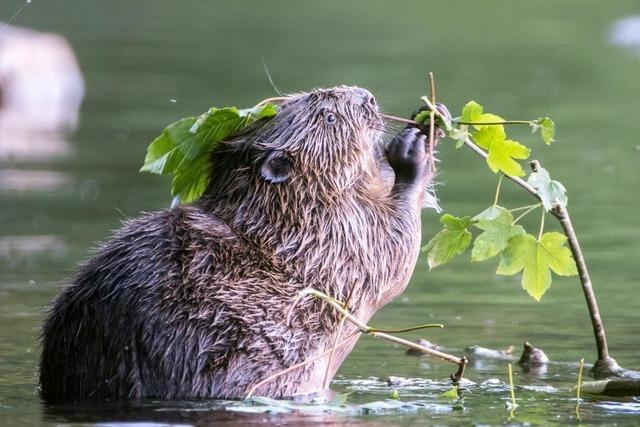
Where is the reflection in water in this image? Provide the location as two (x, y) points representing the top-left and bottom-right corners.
(0, 23), (84, 161)
(0, 235), (66, 259)
(610, 15), (640, 54)
(0, 169), (71, 192)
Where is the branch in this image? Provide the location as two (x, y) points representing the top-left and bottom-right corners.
(299, 289), (466, 367)
(382, 110), (614, 373)
(462, 135), (613, 369)
(552, 201), (610, 361)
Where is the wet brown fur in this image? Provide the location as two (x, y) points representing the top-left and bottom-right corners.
(39, 86), (434, 401)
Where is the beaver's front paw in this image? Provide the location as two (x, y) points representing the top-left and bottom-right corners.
(386, 127), (428, 185)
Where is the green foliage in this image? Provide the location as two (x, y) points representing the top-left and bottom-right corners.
(527, 166), (568, 211)
(459, 101), (532, 176)
(422, 214), (473, 270)
(532, 117), (556, 145)
(140, 103), (277, 204)
(460, 101), (483, 123)
(497, 232), (578, 301)
(414, 110), (430, 126)
(485, 138), (530, 177)
(439, 386), (459, 399)
(471, 207), (525, 262)
(423, 98), (576, 301)
(415, 108), (452, 132)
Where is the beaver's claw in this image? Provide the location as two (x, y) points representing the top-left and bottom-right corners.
(386, 127), (428, 185)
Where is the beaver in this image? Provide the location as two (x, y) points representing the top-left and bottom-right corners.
(39, 85), (444, 401)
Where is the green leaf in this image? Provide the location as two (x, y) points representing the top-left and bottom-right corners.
(140, 117), (198, 175)
(471, 207), (525, 262)
(536, 117), (555, 145)
(472, 125), (506, 150)
(527, 167), (568, 211)
(414, 110), (430, 126)
(140, 103), (277, 203)
(497, 232), (578, 301)
(460, 101), (483, 123)
(414, 108), (452, 132)
(439, 386), (459, 399)
(470, 119), (530, 176)
(486, 139), (530, 177)
(422, 214), (473, 269)
(390, 389), (400, 400)
(473, 205), (504, 222)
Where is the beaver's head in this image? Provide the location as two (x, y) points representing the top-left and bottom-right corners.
(253, 86), (384, 184)
(206, 86), (388, 209)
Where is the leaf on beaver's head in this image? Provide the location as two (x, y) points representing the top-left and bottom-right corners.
(140, 103), (278, 204)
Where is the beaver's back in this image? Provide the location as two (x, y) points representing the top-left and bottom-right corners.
(39, 207), (255, 400)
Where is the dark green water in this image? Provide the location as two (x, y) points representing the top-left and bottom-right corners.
(1, 0), (640, 425)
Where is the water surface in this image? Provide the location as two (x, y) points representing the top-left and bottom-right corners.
(1, 1), (640, 425)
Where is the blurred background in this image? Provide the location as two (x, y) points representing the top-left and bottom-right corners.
(1, 0), (639, 425)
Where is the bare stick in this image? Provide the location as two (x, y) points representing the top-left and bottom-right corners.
(552, 201), (610, 360)
(428, 72), (437, 173)
(380, 113), (418, 126)
(245, 330), (361, 399)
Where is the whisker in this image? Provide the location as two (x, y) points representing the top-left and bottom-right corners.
(262, 59), (283, 96)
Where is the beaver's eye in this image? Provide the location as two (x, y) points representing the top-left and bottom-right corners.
(324, 113), (337, 125)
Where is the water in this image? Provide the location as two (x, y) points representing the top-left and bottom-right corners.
(1, 0), (640, 425)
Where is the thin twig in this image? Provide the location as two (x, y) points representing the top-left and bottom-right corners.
(369, 323), (443, 334)
(493, 175), (504, 206)
(428, 72), (437, 173)
(380, 113), (419, 126)
(512, 204), (540, 225)
(456, 120), (533, 126)
(322, 287), (356, 389)
(300, 289), (464, 365)
(245, 330), (361, 399)
(576, 358), (585, 401)
(576, 357), (585, 419)
(508, 363), (516, 408)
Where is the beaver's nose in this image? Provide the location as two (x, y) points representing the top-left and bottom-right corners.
(351, 87), (377, 108)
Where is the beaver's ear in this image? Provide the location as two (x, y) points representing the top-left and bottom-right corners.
(260, 150), (293, 184)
